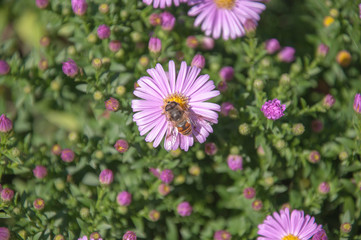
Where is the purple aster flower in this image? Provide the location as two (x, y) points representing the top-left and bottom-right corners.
(252, 199), (263, 211)
(149, 13), (162, 26)
(261, 99), (286, 120)
(205, 142), (217, 155)
(131, 60), (220, 151)
(323, 94), (335, 108)
(217, 81), (228, 92)
(317, 44), (329, 57)
(243, 187), (255, 199)
(148, 37), (162, 53)
(220, 102), (235, 116)
(191, 54), (206, 69)
(99, 169), (114, 185)
(265, 38), (280, 54)
(214, 230), (231, 240)
(0, 227), (10, 240)
(97, 25), (111, 39)
(341, 223), (352, 233)
(244, 19), (257, 33)
(1, 188), (14, 202)
(62, 59), (78, 77)
(257, 208), (323, 240)
(188, 0), (266, 40)
(105, 97), (120, 112)
(0, 60), (10, 75)
(278, 46), (296, 63)
(36, 0), (49, 9)
(177, 201), (192, 216)
(219, 66), (234, 82)
(114, 139), (129, 153)
(227, 154), (243, 171)
(186, 36), (198, 48)
(354, 93), (361, 114)
(33, 198), (45, 210)
(78, 236), (88, 240)
(149, 210), (160, 221)
(318, 182), (330, 194)
(309, 150), (321, 163)
(89, 232), (102, 240)
(123, 231), (137, 240)
(71, 0), (88, 16)
(61, 149), (75, 162)
(143, 0), (187, 8)
(201, 37), (215, 50)
(117, 191), (132, 206)
(312, 229), (328, 240)
(0, 114), (13, 132)
(109, 40), (122, 52)
(33, 165), (48, 179)
(149, 168), (161, 178)
(160, 169), (174, 184)
(160, 12), (175, 31)
(158, 183), (170, 196)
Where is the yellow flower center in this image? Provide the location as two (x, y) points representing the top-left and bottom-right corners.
(117, 146), (124, 152)
(214, 0), (236, 9)
(282, 235), (300, 240)
(337, 50), (351, 67)
(323, 16), (334, 27)
(163, 93), (189, 111)
(221, 232), (229, 239)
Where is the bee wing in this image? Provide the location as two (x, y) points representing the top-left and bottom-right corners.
(165, 121), (178, 150)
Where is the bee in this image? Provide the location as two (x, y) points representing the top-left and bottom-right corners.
(164, 101), (192, 136)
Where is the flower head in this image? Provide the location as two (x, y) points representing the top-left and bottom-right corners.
(265, 38), (281, 54)
(78, 236), (88, 240)
(0, 227), (10, 240)
(278, 47), (295, 62)
(261, 99), (286, 120)
(252, 199), (263, 211)
(117, 191), (132, 206)
(191, 54), (206, 69)
(97, 25), (111, 39)
(33, 165), (48, 179)
(123, 231), (137, 240)
(317, 44), (329, 57)
(143, 0), (187, 8)
(218, 81), (228, 92)
(220, 102), (235, 116)
(61, 149), (75, 162)
(336, 50), (351, 67)
(353, 93), (361, 114)
(105, 97), (120, 112)
(160, 12), (175, 31)
(312, 229), (328, 240)
(227, 155), (243, 171)
(33, 198), (45, 210)
(318, 182), (330, 194)
(214, 230), (231, 240)
(114, 139), (129, 153)
(0, 60), (10, 75)
(36, 0), (49, 9)
(186, 36), (198, 48)
(205, 142), (218, 155)
(71, 0), (88, 15)
(340, 223), (352, 233)
(99, 169), (114, 185)
(149, 13), (162, 26)
(258, 208), (323, 240)
(1, 188), (14, 202)
(149, 210), (161, 221)
(323, 94), (335, 108)
(158, 183), (170, 195)
(0, 114), (13, 132)
(188, 0), (266, 40)
(309, 151), (321, 163)
(177, 201), (192, 216)
(109, 40), (122, 52)
(243, 187), (255, 199)
(311, 120), (323, 133)
(131, 60), (220, 151)
(201, 37), (215, 50)
(160, 169), (174, 184)
(148, 37), (162, 53)
(89, 232), (102, 240)
(219, 66), (234, 82)
(62, 59), (78, 77)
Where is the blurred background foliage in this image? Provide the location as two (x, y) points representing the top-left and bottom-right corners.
(1, 0), (361, 239)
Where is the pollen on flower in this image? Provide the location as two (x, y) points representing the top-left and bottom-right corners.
(282, 235), (300, 240)
(163, 92), (189, 111)
(214, 0), (236, 9)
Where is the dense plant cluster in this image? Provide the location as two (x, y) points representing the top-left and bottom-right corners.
(1, 0), (361, 239)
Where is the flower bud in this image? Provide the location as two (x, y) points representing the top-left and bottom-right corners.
(105, 97), (120, 111)
(214, 230), (231, 240)
(51, 144), (62, 155)
(336, 50), (351, 67)
(117, 191), (132, 206)
(339, 151), (348, 161)
(38, 59), (48, 71)
(97, 24), (111, 39)
(87, 33), (97, 43)
(308, 151), (321, 163)
(317, 44), (329, 57)
(36, 0), (49, 9)
(71, 0), (88, 16)
(149, 13), (162, 26)
(220, 102), (235, 117)
(219, 66), (234, 82)
(123, 231), (137, 240)
(323, 94), (335, 108)
(62, 59), (78, 77)
(353, 93), (361, 113)
(252, 199), (263, 211)
(217, 81), (228, 92)
(253, 79), (264, 90)
(191, 54), (205, 69)
(205, 142), (217, 156)
(0, 60), (10, 75)
(323, 16), (334, 27)
(54, 234), (65, 240)
(292, 123), (305, 136)
(318, 182), (330, 194)
(189, 165), (201, 176)
(149, 210), (160, 222)
(0, 114), (13, 132)
(186, 36), (198, 49)
(33, 198), (45, 210)
(1, 188), (14, 202)
(0, 227), (10, 240)
(98, 3), (109, 14)
(238, 123), (250, 135)
(33, 166), (48, 179)
(109, 40), (122, 52)
(160, 12), (175, 31)
(158, 183), (170, 196)
(40, 36), (50, 47)
(196, 150), (205, 160)
(148, 37), (162, 53)
(265, 38), (281, 54)
(201, 37), (214, 50)
(99, 169), (114, 185)
(92, 58), (102, 69)
(278, 47), (295, 63)
(243, 187), (256, 199)
(341, 223), (352, 233)
(227, 155), (243, 171)
(90, 232), (102, 240)
(114, 139), (129, 153)
(160, 169), (174, 184)
(177, 201), (192, 217)
(61, 149), (75, 162)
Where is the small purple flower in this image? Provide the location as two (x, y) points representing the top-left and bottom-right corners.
(33, 165), (48, 179)
(309, 151), (321, 163)
(312, 229), (328, 240)
(220, 102), (235, 116)
(149, 168), (161, 178)
(117, 191), (132, 206)
(36, 0), (49, 9)
(61, 149), (75, 162)
(78, 236), (88, 240)
(243, 187), (256, 199)
(341, 223), (352, 233)
(149, 210), (160, 221)
(71, 0), (88, 16)
(105, 97), (120, 112)
(1, 188), (14, 202)
(89, 232), (102, 240)
(52, 144), (62, 155)
(114, 139), (129, 153)
(177, 201), (192, 217)
(160, 12), (175, 31)
(278, 46), (296, 63)
(33, 198), (45, 210)
(122, 231), (137, 240)
(317, 44), (329, 57)
(0, 114), (13, 132)
(191, 54), (205, 69)
(252, 199), (263, 211)
(201, 37), (215, 50)
(158, 183), (170, 196)
(217, 81), (228, 92)
(265, 38), (280, 54)
(354, 93), (361, 114)
(148, 37), (162, 53)
(0, 227), (10, 240)
(149, 13), (162, 26)
(318, 182), (330, 194)
(219, 66), (234, 82)
(99, 169), (114, 185)
(205, 142), (217, 156)
(186, 36), (198, 49)
(214, 230), (231, 240)
(109, 40), (122, 52)
(323, 94), (335, 108)
(97, 25), (111, 39)
(160, 169), (174, 184)
(227, 155), (243, 171)
(62, 59), (78, 77)
(0, 60), (10, 75)
(261, 99), (286, 120)
(244, 19), (257, 33)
